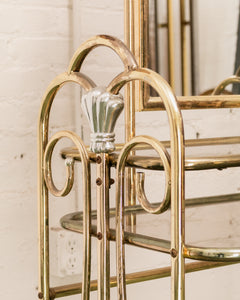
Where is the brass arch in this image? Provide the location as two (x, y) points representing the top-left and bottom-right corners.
(213, 76), (240, 95)
(67, 35), (138, 74)
(38, 72), (95, 300)
(110, 67), (185, 300)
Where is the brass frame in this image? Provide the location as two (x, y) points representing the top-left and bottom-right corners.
(126, 0), (240, 110)
(38, 34), (240, 300)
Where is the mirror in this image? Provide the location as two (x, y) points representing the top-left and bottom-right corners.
(125, 0), (240, 111)
(149, 0), (240, 96)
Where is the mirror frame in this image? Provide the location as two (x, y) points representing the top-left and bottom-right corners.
(124, 0), (240, 112)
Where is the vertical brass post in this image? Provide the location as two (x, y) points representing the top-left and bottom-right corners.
(167, 0), (175, 91)
(180, 0), (189, 95)
(38, 73), (94, 300)
(96, 153), (110, 300)
(38, 125), (50, 300)
(124, 0), (137, 229)
(189, 0), (195, 95)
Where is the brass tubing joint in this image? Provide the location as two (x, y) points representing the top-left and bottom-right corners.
(96, 178), (102, 186)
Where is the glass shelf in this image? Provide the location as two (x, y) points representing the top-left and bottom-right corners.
(61, 136), (240, 171)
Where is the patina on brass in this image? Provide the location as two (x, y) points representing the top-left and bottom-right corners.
(38, 72), (94, 300)
(38, 35), (137, 300)
(39, 33), (240, 300)
(109, 67), (185, 299)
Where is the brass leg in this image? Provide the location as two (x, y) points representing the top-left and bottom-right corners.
(96, 153), (110, 300)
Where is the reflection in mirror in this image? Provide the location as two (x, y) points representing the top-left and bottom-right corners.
(149, 0), (240, 96)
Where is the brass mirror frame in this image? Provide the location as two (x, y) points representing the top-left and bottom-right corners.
(125, 0), (240, 112)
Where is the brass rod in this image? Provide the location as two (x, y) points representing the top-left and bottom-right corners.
(184, 245), (240, 262)
(118, 153), (240, 171)
(213, 76), (240, 95)
(61, 193), (240, 261)
(189, 0), (195, 95)
(50, 261), (237, 298)
(38, 73), (94, 300)
(96, 153), (110, 300)
(61, 192), (240, 229)
(62, 149), (240, 173)
(61, 193), (240, 256)
(61, 136), (240, 160)
(147, 94), (240, 110)
(124, 0), (137, 230)
(180, 0), (188, 95)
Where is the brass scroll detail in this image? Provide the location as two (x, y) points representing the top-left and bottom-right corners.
(111, 68), (185, 300)
(135, 140), (171, 214)
(43, 130), (92, 300)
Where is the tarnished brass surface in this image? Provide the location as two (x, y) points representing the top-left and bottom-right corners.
(109, 67), (185, 299)
(50, 261), (238, 298)
(113, 153), (240, 171)
(38, 72), (94, 300)
(68, 34), (138, 73)
(61, 136), (240, 157)
(184, 246), (240, 262)
(125, 0), (149, 112)
(124, 0), (146, 229)
(96, 153), (110, 300)
(147, 95), (240, 110)
(213, 76), (240, 95)
(135, 140), (171, 214)
(44, 131), (91, 298)
(61, 148), (240, 173)
(39, 33), (240, 300)
(38, 35), (138, 300)
(167, 0), (175, 91)
(61, 192), (240, 259)
(61, 192), (240, 230)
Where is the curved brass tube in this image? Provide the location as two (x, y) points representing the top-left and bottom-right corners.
(213, 76), (240, 95)
(136, 172), (170, 214)
(67, 34), (138, 74)
(44, 147), (74, 197)
(123, 137), (171, 216)
(135, 140), (171, 214)
(112, 68), (185, 300)
(38, 73), (95, 300)
(184, 245), (240, 262)
(43, 130), (91, 300)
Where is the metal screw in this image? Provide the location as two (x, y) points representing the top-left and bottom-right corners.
(97, 232), (103, 240)
(96, 178), (102, 186)
(38, 292), (43, 299)
(96, 155), (102, 164)
(110, 178), (115, 185)
(170, 248), (178, 258)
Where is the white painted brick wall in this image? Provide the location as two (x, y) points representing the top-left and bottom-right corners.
(0, 1), (75, 299)
(1, 0), (240, 299)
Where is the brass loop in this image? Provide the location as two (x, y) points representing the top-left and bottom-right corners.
(39, 72), (96, 134)
(212, 76), (240, 95)
(44, 130), (89, 197)
(136, 170), (171, 214)
(68, 35), (138, 74)
(118, 136), (171, 214)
